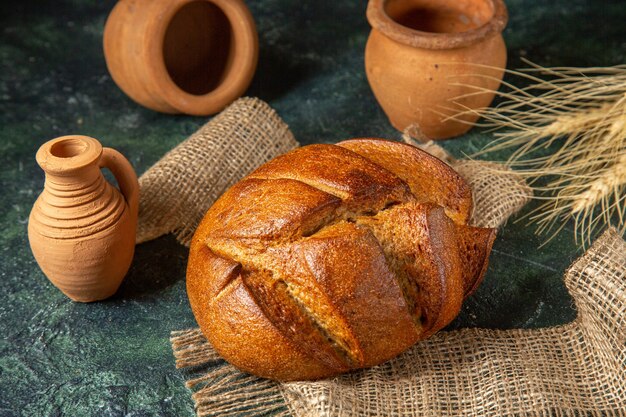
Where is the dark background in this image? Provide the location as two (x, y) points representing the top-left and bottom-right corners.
(1, 0), (624, 415)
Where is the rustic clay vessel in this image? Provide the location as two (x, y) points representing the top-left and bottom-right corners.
(103, 0), (258, 116)
(28, 136), (139, 302)
(365, 0), (508, 139)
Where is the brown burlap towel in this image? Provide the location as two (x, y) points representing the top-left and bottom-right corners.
(146, 98), (612, 415)
(136, 97), (299, 246)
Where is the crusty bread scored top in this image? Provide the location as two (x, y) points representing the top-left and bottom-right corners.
(187, 138), (496, 381)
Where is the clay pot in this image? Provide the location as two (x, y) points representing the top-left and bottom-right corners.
(103, 0), (258, 116)
(28, 136), (139, 302)
(365, 0), (508, 139)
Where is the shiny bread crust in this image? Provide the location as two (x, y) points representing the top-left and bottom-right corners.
(187, 138), (495, 380)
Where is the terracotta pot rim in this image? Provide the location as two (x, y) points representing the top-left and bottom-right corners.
(147, 0), (258, 115)
(366, 0), (508, 50)
(36, 135), (102, 176)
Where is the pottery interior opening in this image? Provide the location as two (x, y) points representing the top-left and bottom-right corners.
(384, 0), (494, 34)
(50, 138), (88, 158)
(163, 1), (233, 96)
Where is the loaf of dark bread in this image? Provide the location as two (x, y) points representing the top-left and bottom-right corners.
(187, 138), (496, 380)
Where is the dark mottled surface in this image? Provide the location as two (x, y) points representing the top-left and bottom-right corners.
(0, 0), (624, 415)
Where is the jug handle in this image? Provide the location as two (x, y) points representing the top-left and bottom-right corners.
(99, 148), (139, 220)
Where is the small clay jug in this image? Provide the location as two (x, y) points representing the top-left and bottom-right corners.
(365, 0), (508, 139)
(103, 0), (258, 116)
(28, 136), (139, 302)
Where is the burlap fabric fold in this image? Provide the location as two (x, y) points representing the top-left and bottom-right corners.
(148, 99), (596, 416)
(142, 98), (622, 415)
(136, 97), (299, 246)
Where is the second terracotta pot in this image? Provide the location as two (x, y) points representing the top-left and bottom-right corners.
(104, 0), (258, 116)
(365, 0), (508, 139)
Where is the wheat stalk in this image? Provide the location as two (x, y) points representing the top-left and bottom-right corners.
(529, 154), (626, 246)
(446, 60), (626, 246)
(571, 156), (626, 215)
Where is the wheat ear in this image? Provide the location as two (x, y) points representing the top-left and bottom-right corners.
(445, 61), (626, 246)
